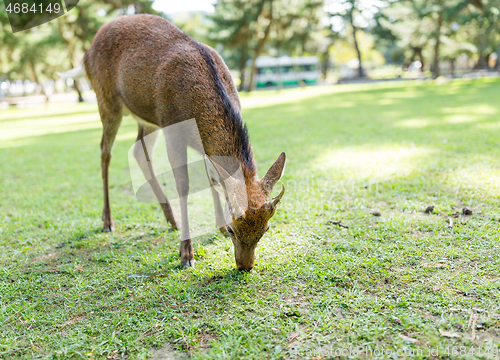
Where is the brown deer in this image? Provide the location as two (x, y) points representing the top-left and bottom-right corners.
(61, 15), (286, 271)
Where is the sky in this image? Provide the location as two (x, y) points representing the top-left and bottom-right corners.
(153, 0), (216, 14)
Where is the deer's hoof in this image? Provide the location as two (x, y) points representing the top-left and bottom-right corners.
(102, 216), (114, 232)
(181, 259), (195, 268)
(219, 226), (230, 237)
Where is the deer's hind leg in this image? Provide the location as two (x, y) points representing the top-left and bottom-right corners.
(133, 123), (178, 229)
(99, 99), (123, 232)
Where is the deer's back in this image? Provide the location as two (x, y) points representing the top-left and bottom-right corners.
(84, 15), (240, 131)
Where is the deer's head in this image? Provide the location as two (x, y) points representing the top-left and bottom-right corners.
(206, 152), (286, 271)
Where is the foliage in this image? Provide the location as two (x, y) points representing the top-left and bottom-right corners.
(2, 0), (500, 87)
(0, 0), (159, 84)
(210, 0), (324, 90)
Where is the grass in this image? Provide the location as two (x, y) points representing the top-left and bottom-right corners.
(1, 78), (500, 359)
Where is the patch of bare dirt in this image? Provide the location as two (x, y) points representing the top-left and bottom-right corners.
(149, 343), (187, 360)
(198, 329), (217, 349)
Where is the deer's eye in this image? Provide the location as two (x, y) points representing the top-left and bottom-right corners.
(227, 226), (234, 235)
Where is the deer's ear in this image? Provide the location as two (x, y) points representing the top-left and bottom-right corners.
(261, 152), (286, 194)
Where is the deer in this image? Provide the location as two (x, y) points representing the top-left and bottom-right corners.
(59, 14), (286, 271)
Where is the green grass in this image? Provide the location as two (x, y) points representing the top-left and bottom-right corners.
(1, 78), (500, 359)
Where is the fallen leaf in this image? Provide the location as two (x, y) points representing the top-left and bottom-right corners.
(439, 328), (460, 338)
(328, 220), (349, 229)
(392, 317), (402, 325)
(399, 334), (418, 343)
(424, 313), (436, 321)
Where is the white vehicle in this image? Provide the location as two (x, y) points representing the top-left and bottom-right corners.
(247, 56), (320, 88)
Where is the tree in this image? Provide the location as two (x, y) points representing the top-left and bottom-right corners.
(378, 0), (486, 78)
(307, 26), (339, 79)
(455, 0), (500, 69)
(328, 0), (379, 78)
(247, 0), (273, 91)
(0, 0), (159, 100)
(378, 2), (434, 72)
(211, 0), (323, 91)
(415, 0), (483, 78)
(211, 0), (267, 90)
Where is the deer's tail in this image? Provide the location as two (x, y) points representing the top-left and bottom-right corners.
(56, 65), (86, 79)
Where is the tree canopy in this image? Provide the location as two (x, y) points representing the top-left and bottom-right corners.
(1, 0), (499, 93)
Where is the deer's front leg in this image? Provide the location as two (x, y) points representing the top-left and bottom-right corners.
(166, 142), (194, 268)
(210, 184), (229, 237)
(178, 193), (194, 268)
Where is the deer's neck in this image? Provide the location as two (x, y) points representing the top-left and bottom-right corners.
(193, 41), (258, 183)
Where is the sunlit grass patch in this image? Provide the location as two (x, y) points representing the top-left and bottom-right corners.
(313, 145), (436, 181)
(446, 164), (500, 198)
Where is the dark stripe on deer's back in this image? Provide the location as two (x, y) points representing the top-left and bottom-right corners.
(192, 42), (255, 173)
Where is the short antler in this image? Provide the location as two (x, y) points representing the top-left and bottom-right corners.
(270, 184), (285, 208)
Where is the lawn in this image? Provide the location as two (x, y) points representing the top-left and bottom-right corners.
(1, 78), (500, 359)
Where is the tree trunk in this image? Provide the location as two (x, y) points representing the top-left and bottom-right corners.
(29, 61), (40, 85)
(248, 14), (273, 92)
(322, 48), (330, 79)
(495, 41), (500, 70)
(276, 37), (283, 90)
(450, 58), (455, 78)
(57, 17), (84, 102)
(74, 80), (84, 103)
(134, 2), (143, 14)
(238, 47), (247, 91)
(349, 8), (364, 78)
(475, 53), (488, 69)
(432, 11), (443, 79)
(416, 48), (425, 72)
(322, 40), (335, 79)
(29, 60), (49, 102)
(405, 49), (416, 70)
